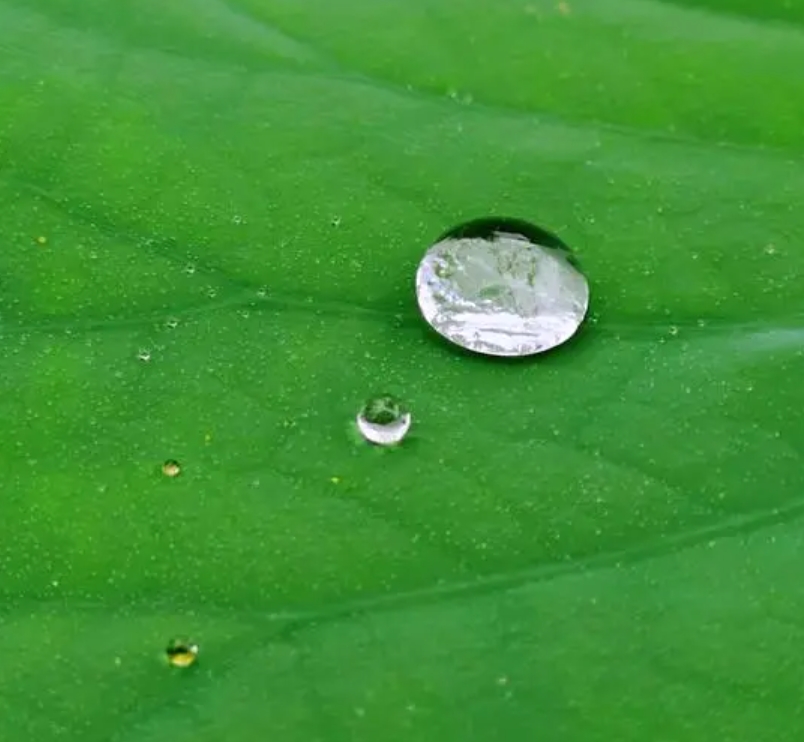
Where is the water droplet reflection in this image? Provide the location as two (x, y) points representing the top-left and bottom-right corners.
(356, 394), (411, 446)
(415, 217), (589, 357)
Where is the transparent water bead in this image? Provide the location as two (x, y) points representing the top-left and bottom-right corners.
(356, 394), (411, 446)
(415, 217), (589, 357)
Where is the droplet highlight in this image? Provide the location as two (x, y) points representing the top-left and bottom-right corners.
(356, 394), (411, 446)
(165, 639), (198, 668)
(415, 217), (589, 357)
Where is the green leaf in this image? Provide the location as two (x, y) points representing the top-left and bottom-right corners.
(2, 0), (803, 738)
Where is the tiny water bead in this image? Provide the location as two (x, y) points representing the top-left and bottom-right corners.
(415, 217), (589, 357)
(162, 459), (181, 478)
(165, 639), (198, 668)
(356, 395), (411, 446)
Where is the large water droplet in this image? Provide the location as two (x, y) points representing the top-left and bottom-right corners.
(356, 394), (411, 446)
(165, 639), (198, 668)
(415, 217), (589, 357)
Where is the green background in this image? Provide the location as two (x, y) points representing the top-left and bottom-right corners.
(2, 0), (803, 738)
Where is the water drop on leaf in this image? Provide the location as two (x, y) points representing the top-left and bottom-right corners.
(356, 394), (411, 446)
(415, 217), (589, 357)
(162, 460), (181, 478)
(165, 639), (198, 668)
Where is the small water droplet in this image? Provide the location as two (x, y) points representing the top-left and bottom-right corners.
(232, 214), (244, 225)
(165, 639), (198, 668)
(331, 215), (342, 227)
(256, 287), (268, 299)
(137, 349), (152, 362)
(669, 325), (679, 336)
(162, 459), (181, 478)
(415, 217), (589, 357)
(35, 235), (47, 245)
(165, 317), (179, 329)
(183, 263), (196, 275)
(356, 394), (411, 446)
(206, 287), (217, 299)
(764, 243), (777, 255)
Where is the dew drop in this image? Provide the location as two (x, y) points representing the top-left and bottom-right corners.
(356, 394), (411, 446)
(162, 459), (181, 478)
(165, 639), (198, 668)
(165, 317), (179, 330)
(183, 263), (196, 275)
(415, 217), (589, 357)
(137, 349), (152, 362)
